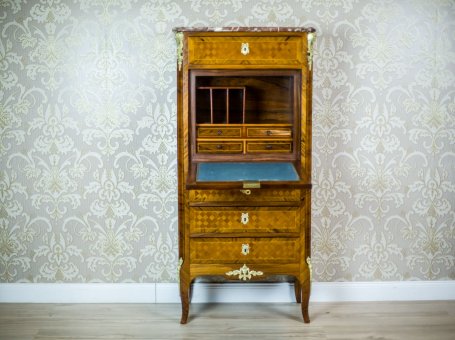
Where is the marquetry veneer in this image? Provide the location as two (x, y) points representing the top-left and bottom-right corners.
(174, 26), (316, 324)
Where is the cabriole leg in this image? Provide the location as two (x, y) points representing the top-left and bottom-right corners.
(294, 278), (302, 303)
(301, 277), (311, 323)
(179, 279), (190, 324)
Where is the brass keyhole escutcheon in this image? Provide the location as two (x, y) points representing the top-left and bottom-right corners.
(241, 42), (249, 55)
(241, 244), (250, 256)
(241, 212), (249, 225)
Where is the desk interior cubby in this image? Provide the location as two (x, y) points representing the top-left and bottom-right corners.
(190, 70), (300, 161)
(196, 86), (245, 124)
(192, 71), (297, 125)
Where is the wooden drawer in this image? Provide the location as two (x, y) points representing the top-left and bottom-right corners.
(189, 189), (302, 202)
(246, 141), (292, 153)
(190, 207), (300, 234)
(197, 127), (242, 138)
(191, 237), (300, 264)
(188, 36), (304, 66)
(197, 141), (243, 153)
(246, 127), (292, 138)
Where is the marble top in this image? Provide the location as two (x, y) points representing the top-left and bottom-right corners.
(173, 27), (316, 33)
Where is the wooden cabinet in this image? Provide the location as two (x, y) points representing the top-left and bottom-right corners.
(174, 27), (316, 324)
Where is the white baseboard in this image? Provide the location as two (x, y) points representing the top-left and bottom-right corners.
(310, 281), (455, 302)
(0, 283), (156, 303)
(156, 281), (455, 303)
(155, 282), (296, 303)
(1, 281), (454, 303)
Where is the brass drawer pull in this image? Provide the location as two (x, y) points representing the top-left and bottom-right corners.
(217, 130), (223, 135)
(241, 42), (249, 55)
(266, 130), (272, 136)
(216, 144), (223, 150)
(240, 189), (251, 195)
(241, 244), (250, 256)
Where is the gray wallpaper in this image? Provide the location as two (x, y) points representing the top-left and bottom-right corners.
(0, 0), (454, 283)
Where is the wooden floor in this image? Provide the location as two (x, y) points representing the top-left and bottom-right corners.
(1, 302), (454, 339)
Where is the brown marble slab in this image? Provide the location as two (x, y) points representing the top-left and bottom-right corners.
(173, 27), (316, 33)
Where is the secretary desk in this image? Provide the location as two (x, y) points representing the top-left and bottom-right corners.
(173, 27), (316, 324)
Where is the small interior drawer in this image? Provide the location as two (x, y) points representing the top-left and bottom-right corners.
(197, 141), (243, 153)
(246, 127), (292, 138)
(246, 141), (292, 153)
(197, 127), (242, 138)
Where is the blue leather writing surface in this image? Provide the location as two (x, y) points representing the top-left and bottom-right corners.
(196, 162), (300, 182)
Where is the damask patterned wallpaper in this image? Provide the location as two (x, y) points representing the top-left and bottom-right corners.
(1, 0), (454, 283)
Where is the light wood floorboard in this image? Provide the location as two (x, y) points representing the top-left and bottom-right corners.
(1, 302), (454, 339)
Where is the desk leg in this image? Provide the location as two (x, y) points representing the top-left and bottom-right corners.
(294, 278), (302, 303)
(301, 277), (310, 323)
(180, 278), (190, 324)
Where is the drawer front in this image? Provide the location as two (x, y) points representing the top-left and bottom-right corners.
(188, 36), (304, 66)
(191, 237), (300, 264)
(246, 141), (292, 153)
(246, 127), (292, 138)
(198, 127), (242, 138)
(190, 207), (300, 234)
(189, 189), (301, 202)
(197, 141), (243, 153)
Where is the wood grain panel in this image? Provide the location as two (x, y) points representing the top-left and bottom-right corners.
(246, 141), (292, 153)
(246, 127), (292, 138)
(190, 237), (300, 264)
(197, 141), (243, 153)
(189, 206), (300, 234)
(189, 189), (302, 202)
(188, 36), (303, 66)
(197, 126), (242, 138)
(3, 302), (455, 339)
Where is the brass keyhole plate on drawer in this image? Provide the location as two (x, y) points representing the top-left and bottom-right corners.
(241, 212), (249, 225)
(241, 243), (250, 255)
(241, 42), (249, 55)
